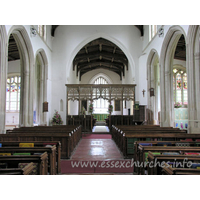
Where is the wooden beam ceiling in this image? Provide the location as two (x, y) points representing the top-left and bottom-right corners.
(73, 38), (128, 81)
(8, 34), (20, 61)
(174, 34), (186, 61)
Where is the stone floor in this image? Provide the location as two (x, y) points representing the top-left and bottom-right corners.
(61, 132), (134, 174)
(70, 138), (123, 161)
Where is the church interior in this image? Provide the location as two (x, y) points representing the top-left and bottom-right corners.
(1, 24), (200, 175)
(1, 1), (200, 199)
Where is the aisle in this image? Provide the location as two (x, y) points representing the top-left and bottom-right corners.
(92, 126), (109, 132)
(70, 138), (123, 161)
(61, 135), (134, 174)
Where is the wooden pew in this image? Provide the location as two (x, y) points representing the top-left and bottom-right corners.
(112, 131), (200, 158)
(0, 141), (61, 174)
(111, 125), (189, 157)
(7, 125), (82, 154)
(0, 162), (35, 175)
(147, 152), (200, 175)
(0, 145), (57, 175)
(133, 140), (200, 167)
(0, 152), (48, 175)
(137, 146), (200, 175)
(0, 131), (80, 159)
(162, 163), (200, 175)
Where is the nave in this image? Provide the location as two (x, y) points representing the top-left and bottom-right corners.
(1, 124), (200, 175)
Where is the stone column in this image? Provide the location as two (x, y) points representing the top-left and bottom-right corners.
(0, 34), (7, 133)
(66, 86), (68, 125)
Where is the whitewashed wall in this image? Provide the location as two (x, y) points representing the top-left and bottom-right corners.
(51, 25), (143, 123)
(5, 25), (53, 125)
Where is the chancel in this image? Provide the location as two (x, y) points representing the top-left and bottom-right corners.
(1, 25), (200, 175)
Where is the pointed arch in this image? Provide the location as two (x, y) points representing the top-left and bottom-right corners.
(187, 25), (200, 133)
(34, 49), (48, 125)
(8, 25), (34, 127)
(160, 25), (186, 127)
(67, 33), (136, 84)
(89, 73), (113, 84)
(146, 49), (160, 125)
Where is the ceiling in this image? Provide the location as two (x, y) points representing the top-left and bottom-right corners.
(8, 34), (20, 61)
(73, 38), (128, 81)
(51, 25), (144, 37)
(174, 34), (186, 61)
(7, 26), (186, 65)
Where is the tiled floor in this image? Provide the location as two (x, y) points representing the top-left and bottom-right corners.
(70, 138), (123, 161)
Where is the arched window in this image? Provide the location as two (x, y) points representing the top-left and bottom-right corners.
(173, 67), (187, 106)
(38, 25), (46, 40)
(149, 25), (157, 41)
(93, 77), (109, 113)
(6, 75), (21, 111)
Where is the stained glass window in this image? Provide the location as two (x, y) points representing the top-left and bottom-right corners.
(173, 67), (187, 106)
(6, 75), (21, 111)
(183, 73), (187, 105)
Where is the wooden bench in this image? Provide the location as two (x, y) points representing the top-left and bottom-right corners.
(0, 131), (81, 159)
(0, 152), (48, 175)
(111, 125), (188, 157)
(0, 141), (61, 174)
(161, 163), (200, 175)
(0, 145), (57, 175)
(0, 162), (35, 175)
(133, 140), (200, 167)
(7, 125), (82, 153)
(137, 146), (200, 175)
(147, 152), (200, 175)
(112, 131), (200, 158)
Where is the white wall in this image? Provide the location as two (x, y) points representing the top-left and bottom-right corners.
(80, 69), (121, 84)
(51, 25), (143, 123)
(8, 60), (20, 74)
(173, 59), (186, 68)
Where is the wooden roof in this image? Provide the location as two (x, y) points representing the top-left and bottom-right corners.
(73, 38), (128, 81)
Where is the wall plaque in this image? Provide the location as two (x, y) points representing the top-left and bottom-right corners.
(43, 101), (48, 112)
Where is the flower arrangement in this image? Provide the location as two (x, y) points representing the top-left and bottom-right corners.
(82, 107), (86, 115)
(51, 110), (63, 125)
(108, 104), (113, 114)
(174, 102), (182, 108)
(89, 103), (94, 114)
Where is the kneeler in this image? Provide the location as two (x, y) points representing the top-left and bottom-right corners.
(144, 152), (161, 162)
(162, 152), (180, 155)
(139, 143), (152, 146)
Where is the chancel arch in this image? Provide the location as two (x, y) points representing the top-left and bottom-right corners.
(66, 32), (136, 85)
(147, 49), (160, 125)
(73, 37), (128, 81)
